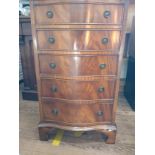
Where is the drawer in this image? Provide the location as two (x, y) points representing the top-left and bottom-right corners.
(39, 54), (118, 76)
(34, 4), (124, 25)
(41, 78), (116, 100)
(42, 98), (113, 124)
(37, 30), (121, 51)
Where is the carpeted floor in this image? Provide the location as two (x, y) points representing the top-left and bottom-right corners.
(19, 89), (135, 155)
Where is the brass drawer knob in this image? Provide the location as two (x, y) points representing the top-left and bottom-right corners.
(52, 109), (59, 116)
(48, 36), (55, 44)
(97, 111), (104, 116)
(49, 63), (56, 69)
(98, 86), (104, 93)
(103, 10), (111, 18)
(47, 11), (53, 18)
(101, 37), (108, 44)
(99, 64), (106, 69)
(51, 85), (57, 92)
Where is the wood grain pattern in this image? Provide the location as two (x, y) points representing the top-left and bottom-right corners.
(41, 78), (116, 100)
(30, 0), (44, 118)
(34, 4), (124, 25)
(33, 0), (126, 4)
(42, 98), (113, 124)
(35, 24), (122, 29)
(38, 121), (116, 130)
(41, 97), (114, 104)
(30, 0), (129, 144)
(37, 30), (121, 51)
(37, 50), (119, 55)
(39, 54), (118, 76)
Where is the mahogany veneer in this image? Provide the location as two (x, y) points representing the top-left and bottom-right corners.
(30, 0), (128, 144)
(42, 99), (113, 124)
(34, 3), (124, 25)
(37, 30), (121, 51)
(41, 78), (116, 100)
(39, 54), (118, 76)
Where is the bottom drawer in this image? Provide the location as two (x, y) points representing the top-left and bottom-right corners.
(42, 98), (113, 125)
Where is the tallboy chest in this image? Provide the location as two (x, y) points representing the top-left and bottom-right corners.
(30, 0), (128, 144)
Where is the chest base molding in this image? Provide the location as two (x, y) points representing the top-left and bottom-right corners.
(38, 121), (117, 144)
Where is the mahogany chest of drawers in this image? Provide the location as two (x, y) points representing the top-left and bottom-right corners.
(30, 0), (128, 144)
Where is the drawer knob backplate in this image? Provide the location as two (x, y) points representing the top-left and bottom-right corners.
(48, 36), (55, 44)
(49, 63), (56, 69)
(99, 64), (106, 69)
(104, 10), (111, 18)
(97, 111), (104, 116)
(47, 11), (54, 18)
(98, 86), (104, 93)
(52, 109), (59, 116)
(101, 37), (109, 44)
(51, 85), (57, 92)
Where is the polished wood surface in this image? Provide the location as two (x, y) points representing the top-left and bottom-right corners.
(30, 0), (129, 144)
(41, 78), (116, 100)
(39, 54), (118, 76)
(33, 0), (126, 4)
(100, 129), (116, 144)
(37, 30), (121, 51)
(34, 4), (124, 25)
(36, 24), (122, 30)
(42, 98), (113, 124)
(38, 122), (117, 144)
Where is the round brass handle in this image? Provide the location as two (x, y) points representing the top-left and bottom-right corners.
(97, 111), (104, 116)
(101, 37), (108, 44)
(49, 63), (56, 69)
(51, 85), (57, 92)
(47, 11), (54, 18)
(48, 36), (55, 44)
(98, 86), (104, 93)
(52, 109), (59, 116)
(103, 10), (111, 18)
(99, 64), (106, 69)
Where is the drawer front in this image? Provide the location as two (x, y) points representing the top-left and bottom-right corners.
(37, 30), (121, 51)
(34, 4), (124, 25)
(41, 79), (116, 100)
(42, 99), (113, 124)
(39, 54), (118, 76)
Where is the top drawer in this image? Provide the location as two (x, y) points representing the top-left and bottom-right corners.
(34, 4), (124, 25)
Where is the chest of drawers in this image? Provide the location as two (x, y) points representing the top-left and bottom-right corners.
(30, 0), (128, 144)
